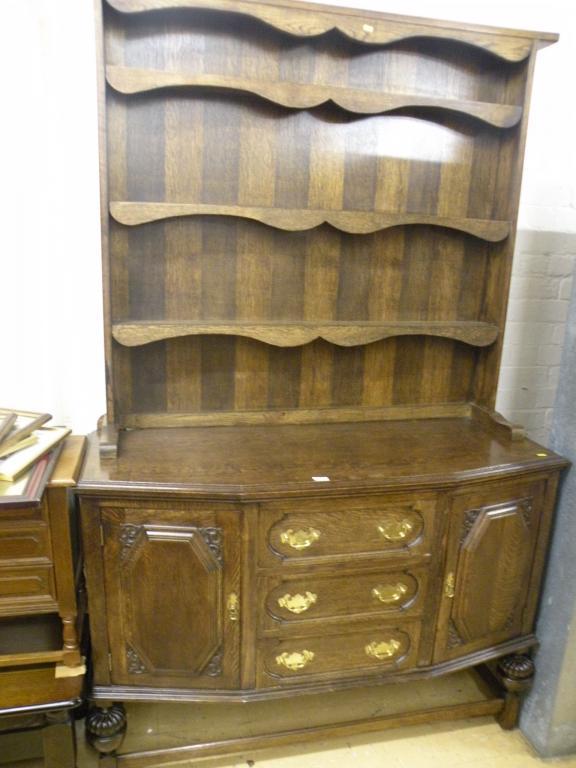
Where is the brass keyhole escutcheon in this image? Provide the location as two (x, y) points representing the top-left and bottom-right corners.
(444, 572), (456, 599)
(227, 592), (240, 621)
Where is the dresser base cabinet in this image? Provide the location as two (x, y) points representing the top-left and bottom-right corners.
(77, 420), (567, 765)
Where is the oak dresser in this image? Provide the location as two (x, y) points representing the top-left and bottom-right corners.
(78, 0), (567, 764)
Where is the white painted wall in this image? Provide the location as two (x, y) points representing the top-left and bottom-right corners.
(1, 0), (574, 436)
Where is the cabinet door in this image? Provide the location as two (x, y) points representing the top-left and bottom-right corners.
(101, 504), (241, 688)
(434, 480), (544, 662)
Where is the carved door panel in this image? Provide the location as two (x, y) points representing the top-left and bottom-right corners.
(434, 480), (544, 662)
(101, 504), (241, 688)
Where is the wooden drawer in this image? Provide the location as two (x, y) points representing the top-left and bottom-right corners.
(0, 564), (57, 615)
(258, 622), (420, 686)
(0, 525), (51, 564)
(260, 566), (427, 633)
(258, 495), (437, 568)
(0, 498), (49, 525)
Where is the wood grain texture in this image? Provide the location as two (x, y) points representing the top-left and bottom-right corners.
(46, 486), (82, 665)
(102, 505), (241, 689)
(260, 497), (435, 567)
(470, 404), (525, 442)
(106, 66), (523, 128)
(258, 622), (421, 686)
(86, 7), (565, 759)
(433, 478), (544, 663)
(0, 666), (82, 710)
(110, 202), (511, 241)
(260, 566), (427, 631)
(125, 403), (470, 428)
(48, 436), (87, 487)
(104, 0), (554, 62)
(113, 697), (505, 767)
(78, 420), (568, 499)
(85, 634), (539, 701)
(98, 0), (535, 429)
(112, 320), (500, 348)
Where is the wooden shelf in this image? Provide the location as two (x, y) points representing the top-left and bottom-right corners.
(98, 0), (555, 435)
(106, 66), (523, 128)
(110, 202), (510, 242)
(112, 320), (500, 348)
(105, 0), (555, 63)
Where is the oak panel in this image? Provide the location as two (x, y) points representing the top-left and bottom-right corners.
(101, 503), (241, 688)
(434, 479), (544, 662)
(119, 336), (478, 420)
(108, 93), (518, 222)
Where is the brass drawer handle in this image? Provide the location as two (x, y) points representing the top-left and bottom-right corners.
(377, 518), (414, 542)
(365, 639), (402, 660)
(371, 582), (408, 604)
(280, 527), (321, 550)
(276, 650), (315, 671)
(227, 592), (240, 622)
(278, 591), (318, 614)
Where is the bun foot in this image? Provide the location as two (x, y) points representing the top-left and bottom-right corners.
(495, 654), (535, 730)
(85, 703), (127, 763)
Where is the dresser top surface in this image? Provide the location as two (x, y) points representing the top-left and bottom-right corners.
(78, 418), (567, 499)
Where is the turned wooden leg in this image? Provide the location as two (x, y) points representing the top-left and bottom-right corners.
(61, 614), (82, 667)
(495, 654), (535, 730)
(85, 703), (127, 765)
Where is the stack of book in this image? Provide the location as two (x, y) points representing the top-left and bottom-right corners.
(0, 409), (71, 506)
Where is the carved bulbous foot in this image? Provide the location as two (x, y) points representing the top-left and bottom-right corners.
(86, 703), (127, 758)
(495, 654), (535, 730)
(498, 654), (535, 687)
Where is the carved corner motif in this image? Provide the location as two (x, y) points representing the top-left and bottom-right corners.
(200, 527), (223, 565)
(126, 644), (146, 674)
(204, 647), (223, 677)
(461, 497), (533, 545)
(503, 612), (516, 632)
(519, 498), (533, 529)
(119, 524), (142, 560)
(447, 620), (464, 649)
(460, 509), (481, 543)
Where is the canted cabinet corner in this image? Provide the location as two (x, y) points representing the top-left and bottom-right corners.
(434, 477), (549, 663)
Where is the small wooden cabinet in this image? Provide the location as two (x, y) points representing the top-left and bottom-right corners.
(0, 437), (86, 671)
(0, 437), (87, 768)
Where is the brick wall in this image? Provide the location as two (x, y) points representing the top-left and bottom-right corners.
(496, 231), (576, 445)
